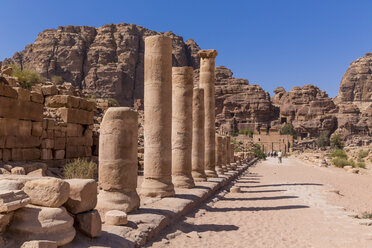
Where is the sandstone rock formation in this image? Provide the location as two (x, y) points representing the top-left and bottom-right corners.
(3, 24), (201, 106)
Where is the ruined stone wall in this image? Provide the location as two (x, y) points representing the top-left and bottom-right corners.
(0, 82), (94, 162)
(252, 130), (293, 154)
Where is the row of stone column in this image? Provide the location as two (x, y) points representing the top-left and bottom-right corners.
(96, 35), (238, 215)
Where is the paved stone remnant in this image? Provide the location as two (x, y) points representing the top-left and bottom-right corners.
(105, 210), (128, 226)
(64, 179), (97, 214)
(75, 209), (102, 238)
(198, 49), (218, 177)
(172, 66), (195, 188)
(23, 178), (70, 208)
(140, 35), (175, 197)
(0, 190), (30, 212)
(97, 107), (140, 214)
(192, 87), (207, 182)
(8, 205), (75, 246)
(215, 134), (224, 175)
(230, 186), (241, 193)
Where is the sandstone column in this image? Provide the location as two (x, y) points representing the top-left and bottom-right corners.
(221, 136), (228, 173)
(198, 49), (218, 177)
(215, 134), (224, 175)
(192, 88), (207, 182)
(172, 67), (195, 188)
(97, 107), (140, 214)
(140, 35), (175, 197)
(226, 136), (232, 170)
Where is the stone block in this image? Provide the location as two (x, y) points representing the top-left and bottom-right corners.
(12, 148), (41, 161)
(5, 136), (41, 148)
(41, 149), (53, 160)
(54, 150), (65, 159)
(0, 118), (19, 136)
(66, 145), (86, 158)
(0, 212), (13, 232)
(2, 149), (11, 161)
(64, 179), (97, 214)
(0, 180), (24, 190)
(32, 121), (43, 137)
(66, 123), (84, 137)
(11, 167), (26, 175)
(27, 168), (45, 177)
(75, 210), (102, 238)
(43, 118), (56, 130)
(30, 91), (44, 103)
(18, 120), (32, 136)
(0, 83), (17, 98)
(230, 186), (241, 193)
(45, 95), (80, 108)
(58, 108), (93, 125)
(41, 139), (54, 149)
(67, 136), (93, 147)
(14, 87), (31, 102)
(21, 240), (58, 248)
(105, 210), (128, 225)
(79, 99), (96, 111)
(0, 190), (30, 213)
(41, 85), (58, 96)
(54, 138), (66, 150)
(23, 178), (70, 207)
(8, 205), (75, 246)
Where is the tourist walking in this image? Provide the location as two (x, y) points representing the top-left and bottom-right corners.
(278, 151), (282, 164)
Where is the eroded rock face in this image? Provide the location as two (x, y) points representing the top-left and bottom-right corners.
(272, 84), (338, 138)
(211, 66), (276, 133)
(3, 24), (200, 106)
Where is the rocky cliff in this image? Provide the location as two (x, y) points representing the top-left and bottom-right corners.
(3, 23), (200, 106)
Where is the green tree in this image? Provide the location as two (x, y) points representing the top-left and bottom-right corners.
(330, 134), (344, 149)
(281, 123), (296, 136)
(316, 131), (330, 148)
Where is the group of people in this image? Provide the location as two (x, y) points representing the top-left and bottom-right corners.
(268, 151), (283, 163)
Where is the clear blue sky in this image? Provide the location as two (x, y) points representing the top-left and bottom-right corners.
(1, 0), (372, 97)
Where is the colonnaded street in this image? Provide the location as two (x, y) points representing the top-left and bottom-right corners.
(147, 158), (372, 248)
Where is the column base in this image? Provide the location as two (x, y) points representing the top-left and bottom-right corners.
(222, 165), (228, 173)
(172, 174), (195, 189)
(205, 169), (218, 177)
(192, 171), (207, 182)
(96, 189), (140, 219)
(216, 166), (224, 175)
(140, 178), (175, 198)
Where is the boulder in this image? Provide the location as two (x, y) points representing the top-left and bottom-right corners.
(75, 210), (102, 238)
(64, 179), (97, 214)
(11, 167), (26, 175)
(0, 179), (24, 190)
(23, 178), (70, 207)
(8, 205), (75, 246)
(105, 210), (128, 226)
(21, 240), (57, 248)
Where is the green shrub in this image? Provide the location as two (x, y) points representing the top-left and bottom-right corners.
(252, 144), (266, 159)
(358, 150), (369, 159)
(105, 97), (120, 106)
(10, 64), (45, 89)
(317, 131), (330, 148)
(356, 161), (366, 168)
(238, 129), (253, 137)
(330, 134), (344, 149)
(51, 75), (63, 85)
(330, 149), (347, 159)
(64, 158), (98, 179)
(281, 123), (296, 136)
(332, 157), (349, 168)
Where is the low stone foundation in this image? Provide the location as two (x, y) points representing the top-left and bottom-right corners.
(63, 159), (257, 248)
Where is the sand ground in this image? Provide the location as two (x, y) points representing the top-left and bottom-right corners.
(145, 157), (372, 248)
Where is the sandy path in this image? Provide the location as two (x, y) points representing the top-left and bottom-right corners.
(145, 158), (372, 248)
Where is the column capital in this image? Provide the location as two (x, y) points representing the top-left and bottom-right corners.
(198, 49), (218, 58)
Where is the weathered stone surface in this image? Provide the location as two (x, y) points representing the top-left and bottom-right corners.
(11, 166), (26, 175)
(21, 240), (58, 248)
(105, 210), (128, 226)
(0, 179), (24, 190)
(4, 24), (200, 106)
(230, 186), (241, 193)
(0, 190), (30, 213)
(23, 178), (70, 207)
(58, 108), (93, 125)
(75, 210), (102, 238)
(8, 205), (75, 246)
(64, 179), (97, 214)
(0, 212), (13, 232)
